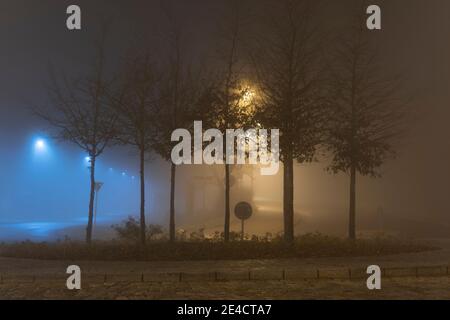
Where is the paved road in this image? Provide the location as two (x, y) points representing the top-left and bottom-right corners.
(0, 277), (449, 299)
(0, 239), (449, 299)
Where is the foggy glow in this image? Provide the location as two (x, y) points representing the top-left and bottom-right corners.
(0, 134), (149, 241)
(238, 85), (258, 114)
(242, 88), (255, 105)
(34, 139), (46, 152)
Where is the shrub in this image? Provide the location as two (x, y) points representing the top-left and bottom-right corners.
(111, 216), (165, 244)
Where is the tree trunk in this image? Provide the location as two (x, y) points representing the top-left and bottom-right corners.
(283, 152), (294, 243)
(86, 157), (96, 245)
(139, 147), (146, 246)
(224, 163), (231, 242)
(348, 165), (357, 240)
(169, 163), (176, 242)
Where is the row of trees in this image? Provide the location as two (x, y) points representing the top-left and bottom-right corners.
(38, 0), (406, 245)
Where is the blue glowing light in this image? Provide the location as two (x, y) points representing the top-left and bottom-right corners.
(32, 138), (51, 160)
(0, 135), (152, 242)
(34, 138), (46, 152)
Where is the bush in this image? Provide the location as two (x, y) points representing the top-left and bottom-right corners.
(112, 216), (165, 244)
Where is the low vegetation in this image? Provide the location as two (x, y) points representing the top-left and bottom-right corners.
(0, 219), (435, 261)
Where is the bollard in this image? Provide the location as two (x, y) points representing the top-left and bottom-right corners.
(316, 269), (320, 279)
(248, 270), (251, 281)
(348, 268), (352, 280)
(282, 269), (286, 281)
(141, 273), (144, 283)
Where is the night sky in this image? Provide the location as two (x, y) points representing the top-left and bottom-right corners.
(1, 0), (450, 240)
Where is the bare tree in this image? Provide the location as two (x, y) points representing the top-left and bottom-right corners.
(201, 0), (252, 242)
(38, 35), (117, 244)
(251, 0), (325, 242)
(326, 13), (406, 240)
(111, 52), (160, 246)
(152, 3), (204, 242)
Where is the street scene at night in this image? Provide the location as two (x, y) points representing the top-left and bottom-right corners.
(0, 0), (449, 308)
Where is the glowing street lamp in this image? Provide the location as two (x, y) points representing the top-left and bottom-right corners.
(242, 88), (255, 105)
(238, 85), (258, 113)
(34, 138), (46, 152)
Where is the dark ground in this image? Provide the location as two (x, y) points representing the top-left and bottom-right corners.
(0, 239), (449, 299)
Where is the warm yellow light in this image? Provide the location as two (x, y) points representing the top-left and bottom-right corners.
(242, 89), (255, 105)
(238, 85), (257, 112)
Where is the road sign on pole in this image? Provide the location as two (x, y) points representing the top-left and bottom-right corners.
(234, 202), (253, 241)
(94, 182), (104, 228)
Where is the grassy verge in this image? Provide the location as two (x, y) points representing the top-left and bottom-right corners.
(0, 233), (436, 262)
